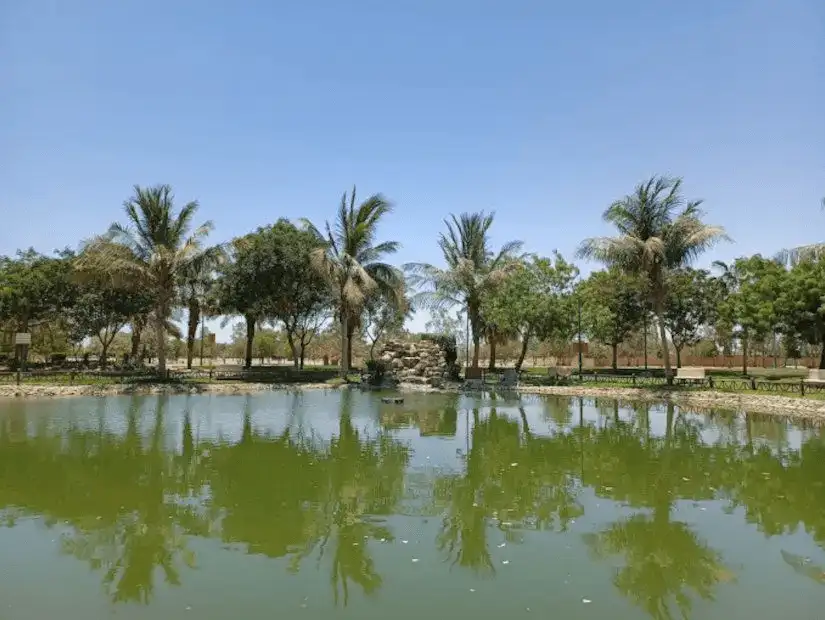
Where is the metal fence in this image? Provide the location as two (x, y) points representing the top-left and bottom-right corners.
(520, 371), (825, 395)
(0, 367), (340, 385)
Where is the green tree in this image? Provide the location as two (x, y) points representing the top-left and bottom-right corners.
(302, 188), (404, 375)
(781, 256), (825, 369)
(483, 253), (578, 371)
(775, 197), (825, 267)
(579, 269), (646, 369)
(67, 271), (153, 368)
(578, 176), (728, 384)
(264, 221), (332, 368)
(180, 254), (223, 369)
(662, 268), (717, 368)
(406, 212), (522, 369)
(78, 185), (219, 375)
(363, 291), (408, 360)
(0, 249), (75, 329)
(717, 255), (786, 375)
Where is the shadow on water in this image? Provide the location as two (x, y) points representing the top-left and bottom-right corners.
(1, 392), (825, 617)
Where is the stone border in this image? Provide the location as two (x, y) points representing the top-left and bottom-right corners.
(3, 381), (825, 421)
(0, 382), (337, 400)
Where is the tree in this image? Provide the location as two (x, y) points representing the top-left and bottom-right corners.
(0, 250), (75, 327)
(579, 269), (646, 369)
(775, 197), (825, 267)
(66, 272), (153, 368)
(263, 221), (332, 369)
(77, 185), (219, 375)
(662, 268), (717, 368)
(180, 255), (223, 370)
(717, 255), (786, 375)
(483, 253), (578, 371)
(406, 212), (522, 369)
(218, 220), (332, 369)
(578, 176), (728, 384)
(363, 292), (408, 360)
(302, 187), (404, 376)
(781, 256), (825, 369)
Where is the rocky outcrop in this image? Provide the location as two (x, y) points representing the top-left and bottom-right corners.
(379, 339), (447, 386)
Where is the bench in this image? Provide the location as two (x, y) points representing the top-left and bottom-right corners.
(675, 367), (707, 385)
(806, 369), (825, 383)
(464, 367), (485, 391)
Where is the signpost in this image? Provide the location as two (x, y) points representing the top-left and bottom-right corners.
(14, 333), (31, 385)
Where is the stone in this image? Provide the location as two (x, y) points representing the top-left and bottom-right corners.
(377, 338), (449, 387)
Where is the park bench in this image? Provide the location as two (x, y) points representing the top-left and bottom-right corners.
(464, 367), (485, 391)
(675, 367), (707, 385)
(499, 368), (519, 390)
(806, 369), (825, 383)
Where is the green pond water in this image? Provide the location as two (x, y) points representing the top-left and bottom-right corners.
(1, 390), (825, 619)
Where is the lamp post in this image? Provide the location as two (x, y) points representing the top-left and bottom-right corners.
(577, 291), (583, 379)
(465, 307), (470, 374)
(643, 311), (648, 370)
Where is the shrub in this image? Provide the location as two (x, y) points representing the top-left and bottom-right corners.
(365, 359), (389, 385)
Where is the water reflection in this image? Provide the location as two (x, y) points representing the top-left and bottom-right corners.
(1, 392), (825, 617)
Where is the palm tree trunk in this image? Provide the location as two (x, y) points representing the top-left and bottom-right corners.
(488, 338), (497, 371)
(155, 309), (167, 377)
(346, 322), (356, 371)
(130, 318), (143, 359)
(340, 314), (349, 378)
(186, 301), (199, 370)
(675, 345), (682, 368)
(611, 343), (618, 370)
(653, 298), (672, 385)
(244, 314), (255, 369)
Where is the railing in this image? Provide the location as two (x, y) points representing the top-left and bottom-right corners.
(0, 367), (340, 386)
(518, 370), (825, 396)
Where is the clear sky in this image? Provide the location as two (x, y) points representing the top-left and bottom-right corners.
(3, 0), (823, 339)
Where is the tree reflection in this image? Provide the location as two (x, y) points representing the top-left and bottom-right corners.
(3, 393), (825, 613)
(0, 396), (203, 604)
(204, 388), (409, 606)
(582, 403), (731, 619)
(435, 405), (584, 573)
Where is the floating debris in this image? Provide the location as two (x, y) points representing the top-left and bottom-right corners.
(502, 560), (510, 565)
(401, 539), (408, 544)
(497, 543), (506, 548)
(510, 462), (519, 467)
(582, 598), (592, 604)
(469, 588), (476, 593)
(412, 558), (419, 563)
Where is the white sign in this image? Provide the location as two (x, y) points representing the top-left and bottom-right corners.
(14, 333), (32, 346)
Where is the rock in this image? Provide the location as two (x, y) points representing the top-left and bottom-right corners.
(377, 338), (449, 386)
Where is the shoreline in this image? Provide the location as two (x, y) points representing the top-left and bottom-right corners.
(2, 381), (825, 420)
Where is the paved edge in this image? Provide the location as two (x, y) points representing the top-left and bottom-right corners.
(2, 381), (825, 420)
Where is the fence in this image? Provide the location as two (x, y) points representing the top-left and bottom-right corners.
(564, 371), (825, 395)
(0, 367), (341, 386)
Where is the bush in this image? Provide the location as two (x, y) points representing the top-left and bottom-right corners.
(365, 359), (389, 385)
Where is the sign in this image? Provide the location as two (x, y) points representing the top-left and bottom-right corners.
(14, 333), (32, 346)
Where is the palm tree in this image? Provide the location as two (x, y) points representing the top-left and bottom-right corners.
(78, 184), (219, 375)
(775, 197), (825, 266)
(578, 177), (727, 384)
(406, 212), (522, 369)
(180, 257), (223, 370)
(302, 187), (404, 376)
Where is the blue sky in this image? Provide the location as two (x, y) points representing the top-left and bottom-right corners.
(3, 0), (824, 340)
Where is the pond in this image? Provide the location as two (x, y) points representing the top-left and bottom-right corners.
(1, 389), (825, 619)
